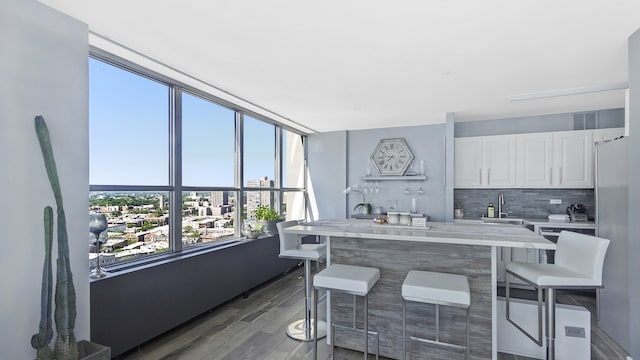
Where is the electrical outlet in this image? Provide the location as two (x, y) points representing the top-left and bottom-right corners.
(565, 326), (586, 338)
(550, 199), (562, 205)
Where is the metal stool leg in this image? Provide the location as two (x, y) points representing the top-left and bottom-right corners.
(305, 260), (312, 340)
(545, 288), (556, 360)
(287, 259), (327, 341)
(313, 287), (318, 360)
(364, 294), (368, 360)
(466, 307), (470, 360)
(402, 299), (406, 360)
(435, 304), (440, 342)
(404, 300), (470, 359)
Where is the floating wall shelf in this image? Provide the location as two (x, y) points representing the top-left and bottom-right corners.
(360, 175), (427, 181)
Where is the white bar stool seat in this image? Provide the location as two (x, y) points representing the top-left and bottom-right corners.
(402, 270), (470, 360)
(313, 264), (380, 360)
(506, 230), (610, 360)
(277, 220), (327, 342)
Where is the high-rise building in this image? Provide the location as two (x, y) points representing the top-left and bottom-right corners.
(209, 191), (228, 207)
(247, 176), (274, 217)
(156, 194), (164, 209)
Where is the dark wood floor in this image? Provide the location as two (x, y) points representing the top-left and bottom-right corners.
(116, 266), (629, 360)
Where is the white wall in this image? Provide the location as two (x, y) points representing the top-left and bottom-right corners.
(307, 131), (348, 220)
(0, 1), (89, 358)
(347, 124), (447, 221)
(627, 27), (640, 359)
(307, 125), (448, 222)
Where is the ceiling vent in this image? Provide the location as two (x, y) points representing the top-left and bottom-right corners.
(573, 112), (597, 130)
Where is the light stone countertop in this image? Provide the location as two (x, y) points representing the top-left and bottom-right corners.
(287, 218), (555, 250)
(455, 217), (595, 229)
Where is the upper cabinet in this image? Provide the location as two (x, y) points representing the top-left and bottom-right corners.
(455, 129), (621, 189)
(516, 133), (553, 187)
(552, 131), (593, 188)
(454, 138), (483, 187)
(454, 136), (516, 188)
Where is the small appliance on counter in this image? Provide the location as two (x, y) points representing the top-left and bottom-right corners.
(566, 204), (588, 222)
(548, 214), (570, 223)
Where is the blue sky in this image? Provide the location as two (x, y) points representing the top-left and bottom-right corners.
(89, 58), (276, 186)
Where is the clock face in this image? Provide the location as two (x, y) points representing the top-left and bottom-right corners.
(370, 138), (414, 175)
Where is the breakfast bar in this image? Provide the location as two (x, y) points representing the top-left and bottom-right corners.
(285, 219), (555, 360)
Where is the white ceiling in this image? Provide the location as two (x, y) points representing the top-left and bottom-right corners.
(39, 0), (640, 133)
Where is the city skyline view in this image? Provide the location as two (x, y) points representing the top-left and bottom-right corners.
(89, 181), (282, 268)
(87, 56), (306, 270)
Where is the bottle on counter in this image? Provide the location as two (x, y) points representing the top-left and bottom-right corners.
(487, 202), (495, 218)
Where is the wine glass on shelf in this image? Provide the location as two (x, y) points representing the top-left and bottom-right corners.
(403, 181), (412, 195)
(417, 185), (425, 195)
(418, 160), (426, 176)
(89, 213), (109, 279)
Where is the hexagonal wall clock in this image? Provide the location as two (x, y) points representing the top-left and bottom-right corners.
(370, 138), (414, 176)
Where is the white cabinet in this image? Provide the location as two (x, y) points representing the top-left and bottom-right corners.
(516, 133), (553, 187)
(454, 136), (516, 188)
(553, 131), (593, 188)
(484, 136), (517, 187)
(454, 138), (483, 187)
(457, 130), (599, 189)
(514, 130), (593, 188)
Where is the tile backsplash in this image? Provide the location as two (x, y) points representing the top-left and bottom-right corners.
(454, 189), (594, 220)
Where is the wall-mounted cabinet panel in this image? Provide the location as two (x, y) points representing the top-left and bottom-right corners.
(516, 133), (553, 187)
(456, 129), (617, 189)
(554, 131), (593, 188)
(454, 136), (516, 188)
(454, 137), (483, 187)
(484, 136), (517, 187)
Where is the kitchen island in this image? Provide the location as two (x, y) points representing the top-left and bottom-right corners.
(284, 219), (555, 360)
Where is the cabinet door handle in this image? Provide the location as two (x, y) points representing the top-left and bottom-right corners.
(487, 168), (491, 185)
(549, 167), (552, 185)
(479, 169), (482, 185)
(560, 166), (563, 184)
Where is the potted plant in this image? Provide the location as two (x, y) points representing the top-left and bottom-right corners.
(254, 205), (283, 236)
(354, 202), (373, 215)
(32, 116), (110, 360)
(345, 185), (372, 215)
(241, 218), (264, 239)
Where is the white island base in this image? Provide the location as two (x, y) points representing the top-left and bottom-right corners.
(497, 298), (591, 359)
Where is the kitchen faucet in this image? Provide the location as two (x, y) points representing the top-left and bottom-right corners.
(498, 191), (508, 218)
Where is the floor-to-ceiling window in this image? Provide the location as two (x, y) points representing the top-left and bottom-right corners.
(181, 91), (237, 249)
(283, 128), (306, 220)
(88, 56), (307, 270)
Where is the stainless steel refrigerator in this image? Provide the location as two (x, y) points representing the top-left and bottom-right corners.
(595, 136), (630, 353)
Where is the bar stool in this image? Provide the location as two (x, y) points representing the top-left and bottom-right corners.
(277, 220), (327, 341)
(401, 270), (471, 360)
(506, 230), (610, 360)
(313, 264), (380, 360)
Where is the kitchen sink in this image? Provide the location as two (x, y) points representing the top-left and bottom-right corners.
(481, 218), (524, 225)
